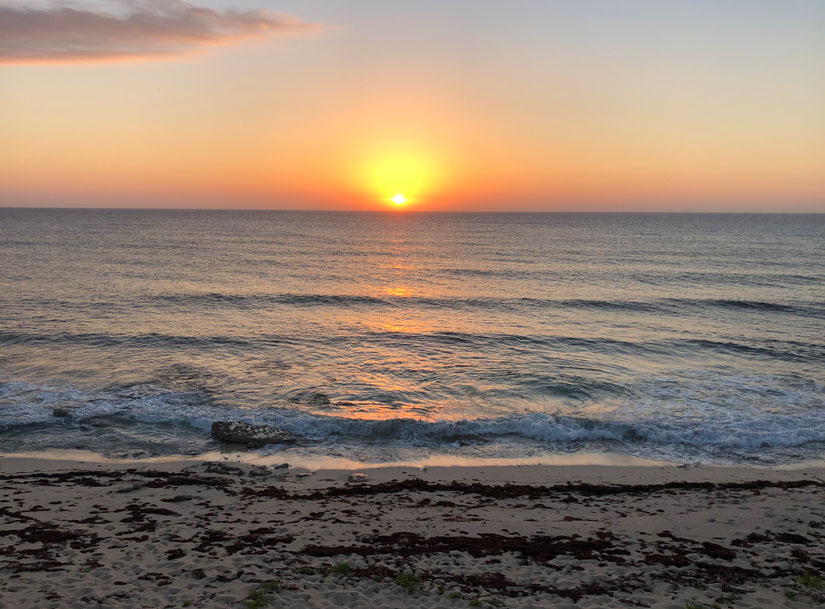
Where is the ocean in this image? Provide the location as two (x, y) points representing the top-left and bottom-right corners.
(1, 209), (823, 465)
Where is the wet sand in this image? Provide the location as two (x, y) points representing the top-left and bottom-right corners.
(1, 456), (824, 608)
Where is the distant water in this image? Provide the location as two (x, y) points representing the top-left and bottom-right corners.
(1, 209), (823, 465)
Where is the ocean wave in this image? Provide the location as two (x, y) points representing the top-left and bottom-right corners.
(682, 338), (825, 362)
(155, 292), (391, 307)
(629, 270), (824, 288)
(2, 379), (824, 453)
(0, 380), (220, 430)
(704, 299), (802, 313)
(0, 330), (255, 349)
(667, 298), (825, 317)
(3, 326), (822, 365)
(353, 330), (825, 363)
(266, 411), (825, 450)
(149, 291), (825, 318)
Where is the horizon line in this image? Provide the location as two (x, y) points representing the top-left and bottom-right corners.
(1, 205), (824, 215)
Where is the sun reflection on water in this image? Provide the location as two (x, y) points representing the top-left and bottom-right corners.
(384, 285), (415, 298)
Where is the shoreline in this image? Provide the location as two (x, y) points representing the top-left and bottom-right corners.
(2, 455), (824, 608)
(4, 447), (825, 472)
(0, 448), (677, 472)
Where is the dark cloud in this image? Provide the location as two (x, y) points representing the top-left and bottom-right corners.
(0, 0), (319, 64)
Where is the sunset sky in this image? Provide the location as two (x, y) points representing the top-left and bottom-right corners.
(2, 0), (824, 211)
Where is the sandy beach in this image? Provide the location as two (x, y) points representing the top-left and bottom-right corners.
(1, 455), (824, 609)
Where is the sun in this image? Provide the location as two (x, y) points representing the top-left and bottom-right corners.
(391, 194), (407, 205)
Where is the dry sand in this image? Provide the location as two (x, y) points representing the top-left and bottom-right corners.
(1, 455), (824, 608)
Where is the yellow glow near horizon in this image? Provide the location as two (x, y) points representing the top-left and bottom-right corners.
(352, 146), (446, 208)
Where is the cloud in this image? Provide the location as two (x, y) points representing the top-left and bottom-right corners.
(0, 0), (319, 64)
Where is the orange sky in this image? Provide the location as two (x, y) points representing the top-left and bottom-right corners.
(1, 0), (824, 211)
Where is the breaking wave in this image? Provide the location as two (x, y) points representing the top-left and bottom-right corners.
(2, 377), (824, 460)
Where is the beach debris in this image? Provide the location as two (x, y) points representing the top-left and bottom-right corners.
(210, 421), (297, 447)
(249, 466), (274, 478)
(202, 461), (245, 476)
(272, 463), (290, 470)
(348, 472), (370, 483)
(162, 495), (195, 503)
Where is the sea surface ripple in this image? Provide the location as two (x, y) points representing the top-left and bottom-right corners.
(1, 210), (823, 464)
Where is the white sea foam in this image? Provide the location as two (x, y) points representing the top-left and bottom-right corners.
(2, 374), (824, 461)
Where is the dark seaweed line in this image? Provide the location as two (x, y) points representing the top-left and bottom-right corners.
(4, 470), (823, 501)
(249, 476), (825, 501)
